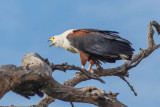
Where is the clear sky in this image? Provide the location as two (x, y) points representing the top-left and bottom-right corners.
(0, 0), (160, 107)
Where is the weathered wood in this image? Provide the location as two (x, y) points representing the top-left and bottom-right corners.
(0, 53), (126, 107)
(0, 53), (52, 99)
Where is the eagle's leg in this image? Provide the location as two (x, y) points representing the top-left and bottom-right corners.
(82, 66), (85, 69)
(88, 60), (94, 73)
(79, 51), (88, 69)
(87, 64), (92, 71)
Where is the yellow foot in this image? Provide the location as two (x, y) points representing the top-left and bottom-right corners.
(87, 68), (94, 73)
(96, 65), (102, 70)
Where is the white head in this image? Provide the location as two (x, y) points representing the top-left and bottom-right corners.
(48, 29), (75, 47)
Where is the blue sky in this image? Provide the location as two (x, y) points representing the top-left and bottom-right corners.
(0, 0), (160, 107)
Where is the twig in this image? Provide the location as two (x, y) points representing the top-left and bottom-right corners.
(151, 21), (160, 35)
(120, 76), (137, 96)
(129, 50), (145, 69)
(70, 102), (74, 107)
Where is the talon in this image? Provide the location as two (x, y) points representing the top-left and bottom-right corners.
(96, 65), (102, 70)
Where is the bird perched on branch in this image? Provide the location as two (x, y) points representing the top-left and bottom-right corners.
(48, 29), (134, 72)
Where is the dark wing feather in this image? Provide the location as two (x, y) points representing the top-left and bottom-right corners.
(67, 29), (134, 61)
(79, 28), (119, 34)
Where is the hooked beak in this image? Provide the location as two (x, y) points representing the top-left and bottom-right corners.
(48, 37), (55, 47)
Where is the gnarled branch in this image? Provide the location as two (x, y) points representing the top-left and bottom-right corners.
(0, 53), (126, 107)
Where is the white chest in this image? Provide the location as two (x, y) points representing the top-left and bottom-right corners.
(54, 29), (79, 53)
(63, 39), (78, 53)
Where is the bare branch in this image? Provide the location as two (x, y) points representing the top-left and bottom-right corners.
(70, 102), (74, 107)
(151, 21), (160, 35)
(128, 49), (145, 69)
(0, 53), (126, 107)
(36, 95), (55, 107)
(43, 78), (126, 107)
(120, 77), (137, 96)
(50, 63), (105, 83)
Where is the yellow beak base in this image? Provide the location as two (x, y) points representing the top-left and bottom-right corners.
(49, 42), (55, 47)
(48, 37), (55, 47)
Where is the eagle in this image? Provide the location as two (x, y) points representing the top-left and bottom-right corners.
(48, 29), (134, 72)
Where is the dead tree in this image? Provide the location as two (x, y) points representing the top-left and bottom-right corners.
(0, 21), (160, 107)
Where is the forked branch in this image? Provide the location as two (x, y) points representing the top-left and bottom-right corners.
(0, 53), (126, 107)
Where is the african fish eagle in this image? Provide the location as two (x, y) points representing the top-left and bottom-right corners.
(48, 29), (134, 71)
